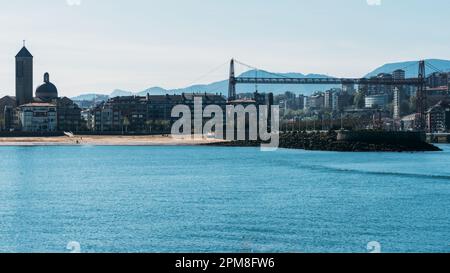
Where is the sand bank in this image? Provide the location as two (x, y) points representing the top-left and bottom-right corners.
(0, 135), (227, 146)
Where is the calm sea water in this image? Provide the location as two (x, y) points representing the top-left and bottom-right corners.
(0, 145), (449, 253)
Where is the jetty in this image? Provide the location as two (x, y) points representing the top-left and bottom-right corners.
(211, 131), (441, 152)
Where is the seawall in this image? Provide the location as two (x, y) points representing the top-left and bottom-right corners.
(337, 131), (426, 144)
(211, 131), (441, 152)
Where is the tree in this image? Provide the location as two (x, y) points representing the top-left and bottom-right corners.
(122, 117), (130, 134)
(400, 100), (411, 116)
(353, 92), (365, 109)
(161, 120), (171, 132)
(145, 120), (154, 133)
(0, 116), (4, 131)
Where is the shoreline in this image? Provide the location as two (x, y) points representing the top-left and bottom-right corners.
(0, 135), (228, 147)
(205, 131), (443, 152)
(0, 133), (445, 152)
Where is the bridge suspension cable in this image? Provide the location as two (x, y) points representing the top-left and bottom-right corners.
(167, 60), (230, 93)
(397, 61), (420, 72)
(425, 62), (445, 74)
(234, 60), (292, 79)
(185, 60), (230, 87)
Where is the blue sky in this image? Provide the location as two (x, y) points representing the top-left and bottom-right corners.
(1, 0), (449, 97)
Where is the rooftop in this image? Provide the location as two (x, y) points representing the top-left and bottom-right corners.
(20, 102), (56, 107)
(16, 46), (33, 58)
(228, 99), (256, 104)
(428, 100), (450, 112)
(401, 113), (419, 121)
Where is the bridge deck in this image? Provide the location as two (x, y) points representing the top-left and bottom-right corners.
(234, 77), (423, 86)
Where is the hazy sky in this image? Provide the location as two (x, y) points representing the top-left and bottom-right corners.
(1, 0), (450, 97)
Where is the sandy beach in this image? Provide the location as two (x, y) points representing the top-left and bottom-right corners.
(0, 135), (227, 146)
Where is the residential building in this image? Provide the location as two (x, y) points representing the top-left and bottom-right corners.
(324, 90), (334, 110)
(427, 72), (449, 88)
(365, 94), (389, 109)
(305, 93), (324, 111)
(392, 69), (406, 80)
(297, 94), (305, 110)
(400, 113), (419, 131)
(426, 87), (450, 107)
(18, 103), (57, 132)
(333, 91), (352, 112)
(393, 87), (402, 119)
(93, 93), (227, 133)
(427, 101), (450, 133)
(368, 73), (393, 95)
(0, 96), (17, 130)
(275, 92), (303, 112)
(342, 84), (356, 95)
(56, 97), (82, 131)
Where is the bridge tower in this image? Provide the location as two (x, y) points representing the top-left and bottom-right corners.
(416, 60), (427, 131)
(228, 59), (236, 101)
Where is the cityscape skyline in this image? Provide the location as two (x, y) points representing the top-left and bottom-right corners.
(1, 1), (450, 257)
(1, 0), (450, 98)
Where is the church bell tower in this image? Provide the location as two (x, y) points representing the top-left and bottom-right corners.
(15, 41), (33, 106)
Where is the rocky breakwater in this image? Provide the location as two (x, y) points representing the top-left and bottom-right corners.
(212, 131), (442, 152)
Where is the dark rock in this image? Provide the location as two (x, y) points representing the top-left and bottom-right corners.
(206, 131), (442, 152)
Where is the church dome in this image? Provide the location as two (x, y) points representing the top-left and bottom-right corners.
(36, 73), (58, 101)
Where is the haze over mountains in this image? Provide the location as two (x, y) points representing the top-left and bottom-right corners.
(72, 59), (450, 101)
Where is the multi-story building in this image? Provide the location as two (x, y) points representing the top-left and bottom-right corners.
(275, 92), (303, 112)
(427, 72), (449, 88)
(342, 84), (356, 95)
(332, 91), (352, 112)
(297, 94), (305, 110)
(367, 73), (393, 95)
(393, 87), (402, 119)
(427, 101), (450, 133)
(93, 93), (227, 133)
(324, 90), (334, 110)
(0, 96), (17, 130)
(93, 96), (152, 132)
(56, 97), (82, 132)
(324, 88), (343, 112)
(400, 113), (420, 131)
(18, 103), (57, 132)
(3, 106), (16, 131)
(426, 86), (450, 108)
(392, 69), (406, 81)
(305, 93), (324, 111)
(365, 94), (389, 109)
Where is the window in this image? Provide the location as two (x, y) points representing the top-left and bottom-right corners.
(33, 112), (48, 118)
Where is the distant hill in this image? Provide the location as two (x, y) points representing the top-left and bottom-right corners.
(71, 70), (339, 101)
(71, 93), (109, 101)
(169, 70), (339, 96)
(365, 59), (450, 78)
(136, 87), (173, 96)
(72, 59), (450, 101)
(110, 89), (133, 97)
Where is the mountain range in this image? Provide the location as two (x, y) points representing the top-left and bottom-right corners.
(72, 59), (450, 101)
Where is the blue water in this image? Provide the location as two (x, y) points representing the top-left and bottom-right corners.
(0, 145), (449, 253)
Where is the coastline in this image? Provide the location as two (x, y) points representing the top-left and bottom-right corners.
(0, 132), (442, 152)
(0, 135), (228, 147)
(205, 131), (443, 152)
